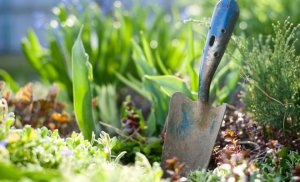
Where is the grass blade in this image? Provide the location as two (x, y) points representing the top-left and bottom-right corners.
(0, 69), (19, 92)
(132, 40), (157, 76)
(96, 85), (119, 129)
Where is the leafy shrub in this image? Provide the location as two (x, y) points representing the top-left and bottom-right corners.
(259, 150), (300, 181)
(242, 19), (300, 133)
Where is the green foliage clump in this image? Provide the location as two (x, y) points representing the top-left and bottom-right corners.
(242, 19), (300, 132)
(21, 0), (242, 136)
(116, 96), (162, 164)
(119, 34), (242, 135)
(0, 99), (163, 181)
(21, 1), (197, 100)
(188, 169), (220, 182)
(259, 151), (300, 181)
(187, 164), (261, 181)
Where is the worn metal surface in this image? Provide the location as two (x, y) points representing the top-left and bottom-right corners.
(162, 93), (226, 174)
(161, 0), (239, 175)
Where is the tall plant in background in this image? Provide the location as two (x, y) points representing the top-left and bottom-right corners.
(21, 1), (204, 129)
(242, 19), (300, 133)
(21, 1), (192, 99)
(21, 0), (242, 135)
(21, 1), (137, 100)
(118, 30), (242, 135)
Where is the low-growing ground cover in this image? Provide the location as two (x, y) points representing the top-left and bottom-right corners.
(0, 98), (163, 181)
(1, 82), (299, 181)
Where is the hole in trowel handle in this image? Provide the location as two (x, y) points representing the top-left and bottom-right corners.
(214, 52), (219, 57)
(209, 35), (215, 47)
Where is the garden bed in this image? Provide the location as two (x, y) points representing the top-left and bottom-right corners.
(1, 0), (300, 181)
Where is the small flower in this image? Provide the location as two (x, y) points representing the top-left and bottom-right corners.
(61, 149), (73, 156)
(0, 140), (7, 147)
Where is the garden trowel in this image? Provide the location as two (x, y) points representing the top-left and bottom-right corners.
(162, 0), (239, 175)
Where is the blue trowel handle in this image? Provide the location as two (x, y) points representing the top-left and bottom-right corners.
(198, 0), (239, 103)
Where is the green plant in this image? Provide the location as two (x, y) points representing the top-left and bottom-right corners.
(0, 126), (163, 181)
(109, 97), (162, 164)
(21, 1), (189, 98)
(21, 1), (206, 131)
(70, 30), (165, 157)
(259, 150), (300, 181)
(119, 31), (242, 135)
(188, 169), (220, 182)
(95, 84), (119, 129)
(0, 98), (164, 181)
(72, 28), (99, 140)
(0, 70), (19, 92)
(242, 19), (300, 133)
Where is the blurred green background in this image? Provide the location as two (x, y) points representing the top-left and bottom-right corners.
(1, 0), (300, 84)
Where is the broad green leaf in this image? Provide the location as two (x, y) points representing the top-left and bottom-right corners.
(145, 75), (193, 98)
(143, 78), (170, 131)
(116, 73), (151, 100)
(72, 27), (99, 140)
